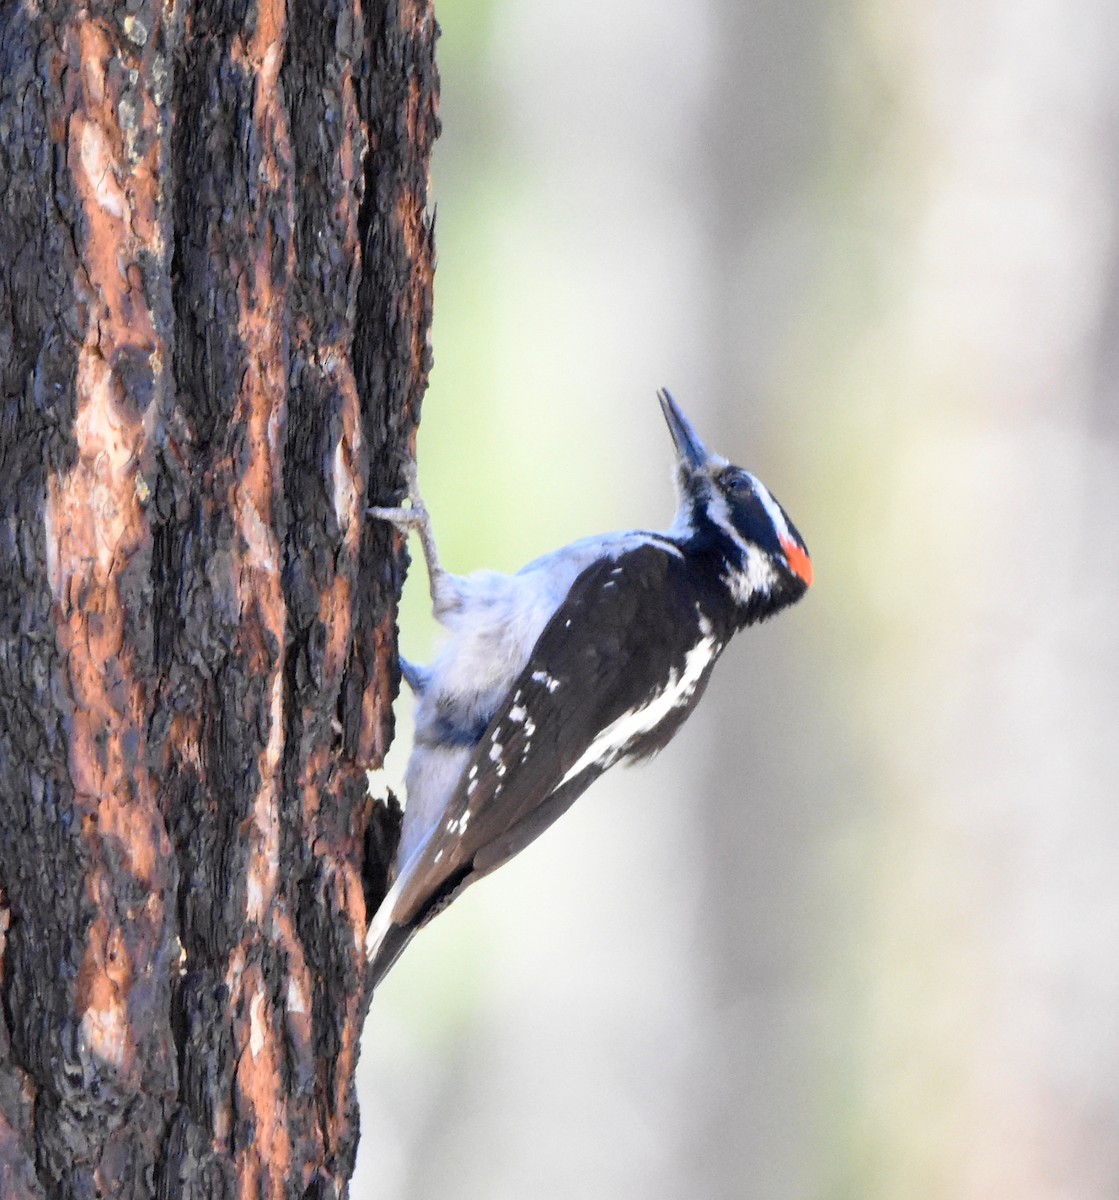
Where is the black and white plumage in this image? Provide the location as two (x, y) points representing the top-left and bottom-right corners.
(365, 389), (812, 986)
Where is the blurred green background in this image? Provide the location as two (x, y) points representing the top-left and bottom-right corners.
(356, 0), (1119, 1196)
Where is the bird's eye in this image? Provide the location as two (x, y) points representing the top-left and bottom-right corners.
(726, 474), (752, 497)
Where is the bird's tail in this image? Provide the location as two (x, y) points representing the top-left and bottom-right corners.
(367, 919), (417, 990)
(365, 864), (415, 989)
(366, 853), (474, 989)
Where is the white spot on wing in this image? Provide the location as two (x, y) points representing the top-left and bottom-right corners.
(556, 635), (719, 789)
(531, 670), (560, 693)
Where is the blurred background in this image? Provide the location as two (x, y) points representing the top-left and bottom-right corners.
(356, 0), (1119, 1195)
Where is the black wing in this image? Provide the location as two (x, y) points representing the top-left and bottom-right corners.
(387, 542), (721, 933)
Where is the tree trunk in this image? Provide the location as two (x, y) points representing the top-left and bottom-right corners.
(0, 0), (436, 1196)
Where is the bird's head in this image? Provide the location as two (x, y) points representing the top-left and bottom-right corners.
(659, 388), (812, 614)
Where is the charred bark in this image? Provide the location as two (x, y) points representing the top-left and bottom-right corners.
(0, 0), (436, 1196)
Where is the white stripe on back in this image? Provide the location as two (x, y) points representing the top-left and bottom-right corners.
(555, 633), (718, 790)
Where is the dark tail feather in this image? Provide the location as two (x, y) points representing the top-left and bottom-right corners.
(366, 863), (474, 990)
(368, 920), (417, 991)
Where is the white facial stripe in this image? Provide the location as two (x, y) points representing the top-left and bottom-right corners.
(748, 473), (791, 544)
(710, 475), (794, 601)
(556, 635), (718, 790)
(706, 491), (752, 559)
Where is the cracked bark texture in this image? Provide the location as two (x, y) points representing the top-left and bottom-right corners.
(0, 0), (436, 1196)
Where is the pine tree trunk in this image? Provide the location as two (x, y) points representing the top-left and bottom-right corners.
(0, 1), (436, 1195)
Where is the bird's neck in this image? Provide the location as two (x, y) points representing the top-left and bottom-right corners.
(672, 515), (799, 632)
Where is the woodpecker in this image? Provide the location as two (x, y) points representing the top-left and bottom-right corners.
(366, 389), (811, 986)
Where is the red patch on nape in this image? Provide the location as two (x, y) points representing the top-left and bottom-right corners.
(780, 538), (813, 587)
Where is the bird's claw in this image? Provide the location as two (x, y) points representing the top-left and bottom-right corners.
(368, 459), (429, 530)
(367, 503), (428, 530)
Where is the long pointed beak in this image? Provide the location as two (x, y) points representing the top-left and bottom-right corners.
(658, 388), (711, 470)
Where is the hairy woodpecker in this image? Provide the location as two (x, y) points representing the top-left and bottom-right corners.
(366, 389), (811, 986)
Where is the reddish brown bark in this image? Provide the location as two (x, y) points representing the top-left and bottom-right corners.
(0, 0), (436, 1196)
